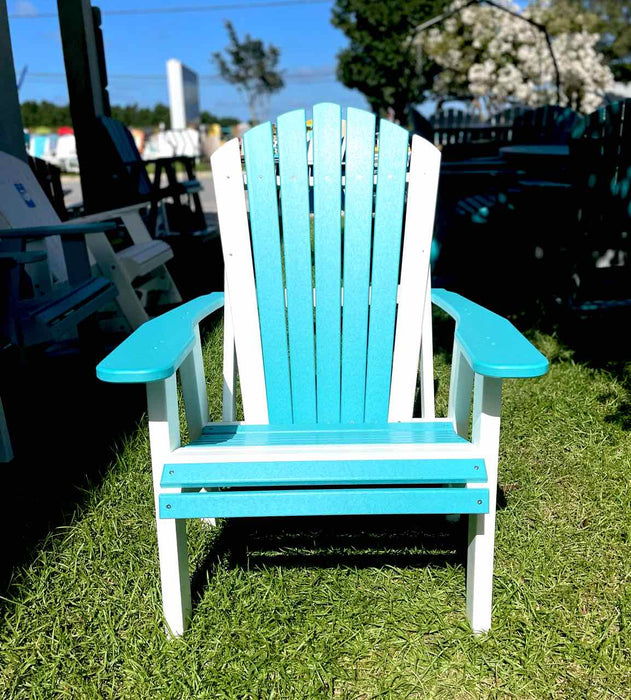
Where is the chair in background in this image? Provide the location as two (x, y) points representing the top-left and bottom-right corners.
(563, 98), (631, 315)
(408, 105), (434, 143)
(0, 153), (119, 349)
(28, 156), (69, 221)
(95, 116), (209, 238)
(511, 105), (581, 145)
(96, 104), (548, 637)
(0, 151), (181, 336)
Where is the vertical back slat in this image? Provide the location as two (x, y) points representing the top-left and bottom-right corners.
(243, 123), (293, 424)
(211, 138), (268, 423)
(277, 109), (317, 423)
(313, 103), (342, 423)
(389, 135), (441, 421)
(364, 120), (409, 422)
(340, 107), (376, 423)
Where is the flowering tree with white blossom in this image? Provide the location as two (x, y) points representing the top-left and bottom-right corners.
(413, 0), (614, 116)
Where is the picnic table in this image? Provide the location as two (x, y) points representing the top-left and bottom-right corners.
(499, 144), (571, 183)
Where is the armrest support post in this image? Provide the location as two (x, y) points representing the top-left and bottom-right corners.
(222, 283), (237, 422)
(179, 325), (209, 441)
(448, 339), (474, 438)
(419, 275), (435, 418)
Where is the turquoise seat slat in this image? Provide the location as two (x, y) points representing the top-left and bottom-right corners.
(364, 120), (410, 422)
(243, 122), (293, 423)
(341, 107), (377, 423)
(187, 421), (468, 447)
(313, 103), (342, 423)
(159, 487), (490, 519)
(162, 459), (487, 488)
(277, 109), (317, 423)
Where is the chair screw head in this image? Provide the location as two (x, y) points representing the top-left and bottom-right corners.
(166, 504), (172, 509)
(474, 465), (480, 470)
(477, 500), (482, 505)
(169, 470), (174, 474)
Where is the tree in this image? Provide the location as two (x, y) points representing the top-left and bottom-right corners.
(20, 102), (238, 130)
(212, 21), (284, 124)
(200, 111), (239, 127)
(543, 0), (631, 82)
(414, 0), (614, 115)
(331, 0), (447, 123)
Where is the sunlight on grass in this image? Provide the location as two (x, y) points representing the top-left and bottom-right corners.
(1, 316), (630, 698)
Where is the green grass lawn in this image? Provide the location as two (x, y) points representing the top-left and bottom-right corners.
(1, 316), (630, 698)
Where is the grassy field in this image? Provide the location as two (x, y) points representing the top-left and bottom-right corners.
(1, 314), (630, 698)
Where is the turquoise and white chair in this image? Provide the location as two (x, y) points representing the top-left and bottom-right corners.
(97, 104), (548, 637)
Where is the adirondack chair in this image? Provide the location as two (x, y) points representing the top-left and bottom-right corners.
(0, 153), (120, 347)
(511, 105), (581, 145)
(564, 98), (631, 314)
(28, 156), (69, 221)
(95, 116), (208, 238)
(96, 104), (548, 637)
(0, 151), (181, 335)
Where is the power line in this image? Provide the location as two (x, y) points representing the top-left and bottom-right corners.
(27, 69), (337, 84)
(9, 0), (332, 19)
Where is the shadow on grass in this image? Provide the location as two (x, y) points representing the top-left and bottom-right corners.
(0, 239), (226, 594)
(0, 344), (147, 592)
(189, 509), (506, 606)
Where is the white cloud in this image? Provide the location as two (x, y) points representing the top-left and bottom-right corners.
(13, 1), (37, 17)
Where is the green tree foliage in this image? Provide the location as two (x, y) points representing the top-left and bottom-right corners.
(200, 111), (239, 127)
(110, 103), (171, 127)
(20, 101), (72, 128)
(213, 20), (284, 124)
(331, 0), (447, 123)
(20, 102), (238, 130)
(544, 0), (631, 82)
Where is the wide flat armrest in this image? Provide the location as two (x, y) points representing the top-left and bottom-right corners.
(0, 221), (119, 238)
(96, 292), (224, 383)
(432, 289), (548, 378)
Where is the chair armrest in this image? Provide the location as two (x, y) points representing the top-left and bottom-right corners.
(0, 251), (47, 265)
(96, 292), (225, 383)
(432, 289), (548, 378)
(0, 221), (120, 238)
(69, 203), (149, 223)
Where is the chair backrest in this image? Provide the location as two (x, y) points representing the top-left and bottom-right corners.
(569, 98), (631, 266)
(408, 106), (434, 142)
(512, 105), (581, 145)
(0, 151), (69, 286)
(96, 116), (153, 206)
(28, 156), (68, 221)
(212, 104), (441, 426)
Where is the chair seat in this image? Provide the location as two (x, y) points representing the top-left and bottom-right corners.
(159, 421), (488, 519)
(187, 419), (469, 447)
(20, 277), (117, 331)
(117, 240), (173, 279)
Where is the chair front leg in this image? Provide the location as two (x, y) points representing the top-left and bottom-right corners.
(147, 376), (192, 637)
(466, 374), (502, 634)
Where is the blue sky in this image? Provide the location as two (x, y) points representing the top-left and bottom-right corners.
(8, 0), (371, 121)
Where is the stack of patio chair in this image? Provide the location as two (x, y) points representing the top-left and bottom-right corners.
(0, 150), (182, 338)
(511, 105), (581, 145)
(95, 116), (209, 238)
(564, 98), (631, 316)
